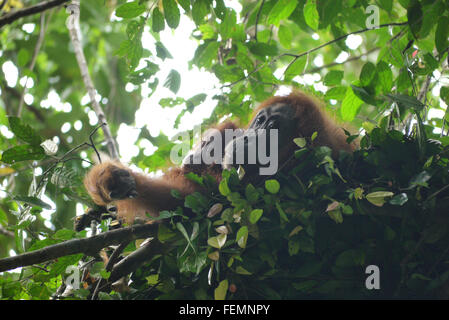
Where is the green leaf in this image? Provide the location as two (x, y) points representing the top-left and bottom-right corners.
(409, 171), (431, 188)
(126, 20), (141, 40)
(184, 193), (207, 214)
(336, 249), (365, 267)
(293, 137), (307, 148)
(219, 178), (231, 196)
(325, 86), (346, 100)
(186, 93), (207, 111)
(49, 254), (83, 277)
(359, 62), (376, 87)
(323, 70), (343, 86)
(289, 225), (303, 237)
(440, 87), (449, 121)
(248, 42), (278, 58)
(265, 179), (280, 194)
(163, 0), (180, 29)
(208, 233), (227, 249)
(1, 145), (45, 164)
(192, 0), (209, 26)
(100, 270), (111, 280)
(328, 209), (343, 224)
(221, 208), (233, 222)
(14, 195), (52, 209)
(378, 0), (393, 11)
(0, 209), (8, 226)
(214, 0), (226, 20)
(192, 42), (220, 68)
(249, 209), (263, 224)
(128, 37), (143, 70)
(377, 61), (393, 93)
(303, 0), (319, 30)
(267, 0), (298, 27)
(435, 16), (449, 55)
(115, 39), (132, 57)
(245, 184), (259, 204)
(389, 193), (408, 206)
(115, 1), (146, 18)
(214, 279), (228, 300)
(351, 84), (377, 105)
(163, 69), (181, 94)
(155, 41), (173, 60)
(54, 229), (76, 240)
(340, 86), (364, 122)
(236, 226), (248, 248)
(235, 266), (252, 275)
(199, 24), (216, 40)
(288, 239), (300, 256)
(386, 94), (424, 111)
(158, 223), (176, 242)
(220, 9), (236, 40)
(284, 56), (307, 81)
(159, 97), (185, 108)
(177, 222), (196, 254)
(178, 0), (191, 13)
(275, 201), (289, 222)
(278, 24), (293, 49)
(341, 204), (353, 215)
(17, 49), (31, 68)
(8, 116), (41, 145)
(152, 7), (165, 32)
(366, 191), (394, 207)
(407, 0), (422, 39)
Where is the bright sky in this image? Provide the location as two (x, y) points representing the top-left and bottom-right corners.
(117, 14), (223, 163)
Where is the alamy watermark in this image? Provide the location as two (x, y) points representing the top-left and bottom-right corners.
(365, 265), (381, 290)
(65, 265), (81, 290)
(170, 127), (280, 175)
(365, 5), (380, 29)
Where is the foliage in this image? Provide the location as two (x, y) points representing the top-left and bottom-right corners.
(0, 0), (449, 299)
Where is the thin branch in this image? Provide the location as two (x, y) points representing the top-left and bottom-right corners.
(17, 11), (52, 117)
(91, 240), (130, 300)
(2, 85), (46, 121)
(88, 122), (104, 163)
(304, 47), (380, 75)
(0, 223), (159, 272)
(283, 22), (408, 75)
(66, 1), (119, 159)
(0, 0), (69, 28)
(36, 122), (105, 192)
(0, 0), (7, 12)
(0, 225), (14, 238)
(222, 21), (408, 89)
(108, 238), (171, 283)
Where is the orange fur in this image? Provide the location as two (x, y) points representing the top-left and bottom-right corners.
(84, 91), (355, 223)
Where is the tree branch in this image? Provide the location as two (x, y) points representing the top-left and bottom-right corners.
(283, 22), (408, 75)
(303, 47), (380, 75)
(0, 0), (69, 28)
(0, 223), (159, 272)
(108, 238), (171, 283)
(0, 225), (14, 238)
(66, 1), (119, 159)
(91, 240), (130, 300)
(222, 21), (408, 89)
